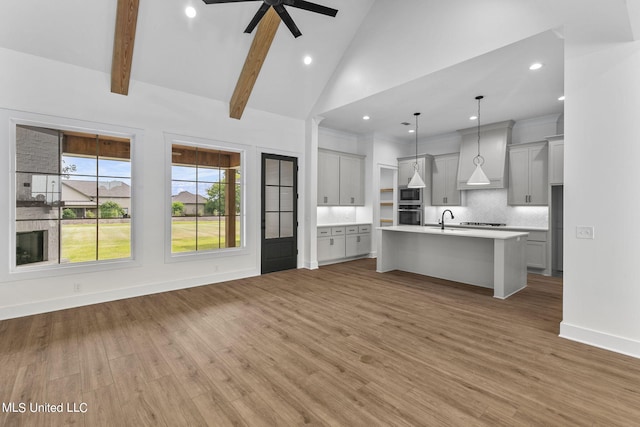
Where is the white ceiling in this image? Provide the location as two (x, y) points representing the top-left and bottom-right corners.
(318, 29), (565, 142)
(0, 0), (375, 119)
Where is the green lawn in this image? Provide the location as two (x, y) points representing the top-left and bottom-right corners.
(171, 218), (241, 252)
(60, 220), (240, 262)
(62, 222), (131, 262)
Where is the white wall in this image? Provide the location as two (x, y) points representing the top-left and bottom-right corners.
(561, 39), (640, 357)
(0, 47), (306, 319)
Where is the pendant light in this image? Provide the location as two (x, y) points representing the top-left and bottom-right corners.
(407, 112), (426, 188)
(467, 95), (490, 186)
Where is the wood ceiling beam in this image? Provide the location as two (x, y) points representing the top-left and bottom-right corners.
(111, 0), (140, 95)
(229, 7), (281, 120)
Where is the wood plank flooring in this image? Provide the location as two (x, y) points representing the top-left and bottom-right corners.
(1, 259), (640, 426)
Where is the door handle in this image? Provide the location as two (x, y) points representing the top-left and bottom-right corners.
(357, 236), (361, 243)
(324, 196), (328, 203)
(351, 197), (355, 204)
(330, 238), (334, 245)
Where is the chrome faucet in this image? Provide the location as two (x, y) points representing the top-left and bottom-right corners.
(441, 209), (454, 230)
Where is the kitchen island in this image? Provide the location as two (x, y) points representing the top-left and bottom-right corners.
(377, 225), (529, 299)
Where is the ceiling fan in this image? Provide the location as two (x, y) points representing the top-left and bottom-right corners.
(202, 0), (338, 38)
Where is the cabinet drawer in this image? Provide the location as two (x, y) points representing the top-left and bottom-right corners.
(358, 225), (371, 233)
(331, 227), (346, 236)
(317, 227), (331, 237)
(527, 231), (547, 242)
(346, 226), (359, 235)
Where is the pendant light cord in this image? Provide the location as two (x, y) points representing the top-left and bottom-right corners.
(474, 96), (484, 166)
(414, 112), (420, 171)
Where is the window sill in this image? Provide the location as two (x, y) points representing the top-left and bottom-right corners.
(165, 246), (249, 264)
(5, 257), (141, 283)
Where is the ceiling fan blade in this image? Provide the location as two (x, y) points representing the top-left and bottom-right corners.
(287, 0), (338, 17)
(273, 4), (302, 38)
(202, 0), (261, 4)
(244, 3), (271, 34)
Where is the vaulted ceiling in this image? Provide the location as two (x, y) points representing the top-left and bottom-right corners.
(0, 0), (375, 119)
(1, 1), (637, 141)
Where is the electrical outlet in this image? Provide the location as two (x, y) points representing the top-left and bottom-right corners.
(576, 226), (595, 240)
(73, 283), (81, 293)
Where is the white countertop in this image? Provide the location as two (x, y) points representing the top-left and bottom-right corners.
(318, 222), (372, 227)
(423, 222), (548, 232)
(378, 225), (529, 240)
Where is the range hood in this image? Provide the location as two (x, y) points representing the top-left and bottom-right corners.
(457, 120), (514, 190)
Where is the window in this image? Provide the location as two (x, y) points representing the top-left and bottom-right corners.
(15, 125), (132, 267)
(171, 144), (242, 254)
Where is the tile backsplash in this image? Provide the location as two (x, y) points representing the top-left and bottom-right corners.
(424, 188), (549, 228)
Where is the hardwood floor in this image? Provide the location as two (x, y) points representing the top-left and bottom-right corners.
(1, 259), (640, 426)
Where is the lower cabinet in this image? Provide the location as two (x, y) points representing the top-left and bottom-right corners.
(526, 230), (548, 271)
(318, 224), (371, 264)
(317, 235), (346, 261)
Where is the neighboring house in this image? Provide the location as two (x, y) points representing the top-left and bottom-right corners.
(172, 191), (207, 216)
(61, 179), (132, 218)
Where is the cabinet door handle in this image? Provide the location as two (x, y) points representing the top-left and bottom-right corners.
(351, 197), (355, 204)
(324, 196), (328, 203)
(357, 236), (361, 243)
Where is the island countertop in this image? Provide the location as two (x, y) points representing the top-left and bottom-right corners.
(378, 225), (529, 240)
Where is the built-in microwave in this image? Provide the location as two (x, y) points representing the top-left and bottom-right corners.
(398, 206), (423, 226)
(398, 186), (422, 204)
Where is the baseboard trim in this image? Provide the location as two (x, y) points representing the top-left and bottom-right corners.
(0, 268), (259, 321)
(560, 321), (640, 359)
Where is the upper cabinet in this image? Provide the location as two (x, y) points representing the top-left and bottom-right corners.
(318, 150), (341, 205)
(398, 157), (425, 187)
(432, 153), (461, 206)
(318, 149), (365, 206)
(547, 135), (564, 185)
(339, 154), (364, 206)
(457, 120), (514, 190)
(508, 141), (548, 205)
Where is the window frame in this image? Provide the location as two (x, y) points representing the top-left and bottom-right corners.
(164, 133), (248, 263)
(7, 112), (142, 280)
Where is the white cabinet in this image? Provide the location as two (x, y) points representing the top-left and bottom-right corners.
(432, 154), (461, 206)
(346, 225), (372, 257)
(317, 226), (346, 262)
(318, 150), (364, 206)
(339, 155), (364, 205)
(317, 150), (340, 205)
(526, 230), (548, 271)
(547, 135), (564, 185)
(398, 157), (425, 187)
(508, 142), (548, 205)
(318, 224), (371, 264)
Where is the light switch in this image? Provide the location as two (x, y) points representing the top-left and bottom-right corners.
(576, 226), (595, 239)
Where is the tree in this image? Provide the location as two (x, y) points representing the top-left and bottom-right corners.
(62, 208), (76, 219)
(99, 201), (124, 218)
(172, 201), (185, 217)
(205, 172), (241, 216)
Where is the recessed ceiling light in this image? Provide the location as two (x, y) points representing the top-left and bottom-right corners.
(185, 6), (197, 18)
(529, 62), (543, 70)
(362, 115), (370, 120)
(558, 95), (565, 101)
(469, 115), (478, 121)
(303, 56), (312, 65)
